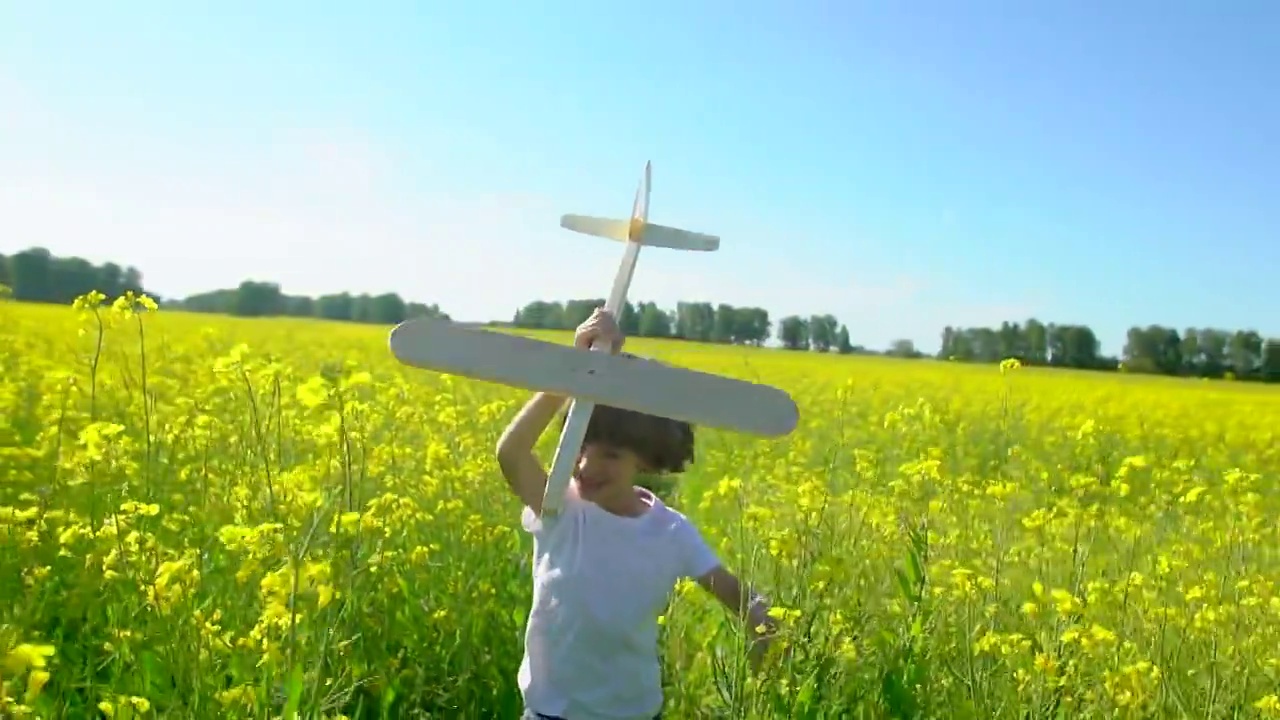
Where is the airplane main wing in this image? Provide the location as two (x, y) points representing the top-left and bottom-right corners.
(388, 317), (798, 438)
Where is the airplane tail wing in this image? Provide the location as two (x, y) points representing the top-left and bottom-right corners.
(638, 222), (720, 251)
(560, 214), (719, 251)
(560, 214), (631, 242)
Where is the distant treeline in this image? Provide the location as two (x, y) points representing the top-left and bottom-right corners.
(512, 299), (862, 354)
(0, 247), (448, 326)
(2, 246), (1276, 382)
(511, 300), (1278, 381)
(939, 322), (1276, 381)
(179, 283), (449, 325)
(0, 247), (146, 304)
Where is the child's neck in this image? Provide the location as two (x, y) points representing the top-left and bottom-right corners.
(593, 485), (653, 518)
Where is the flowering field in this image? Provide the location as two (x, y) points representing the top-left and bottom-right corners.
(2, 293), (1279, 719)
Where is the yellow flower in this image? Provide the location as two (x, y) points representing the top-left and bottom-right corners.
(4, 643), (55, 674)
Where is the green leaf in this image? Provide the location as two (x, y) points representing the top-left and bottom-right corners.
(893, 568), (913, 603)
(282, 663), (305, 718)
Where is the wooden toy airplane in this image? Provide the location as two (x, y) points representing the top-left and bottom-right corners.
(388, 162), (800, 517)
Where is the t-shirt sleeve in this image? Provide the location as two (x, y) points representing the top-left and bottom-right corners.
(520, 489), (585, 535)
(676, 519), (722, 580)
(520, 505), (541, 533)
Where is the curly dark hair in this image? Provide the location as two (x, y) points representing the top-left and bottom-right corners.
(561, 403), (696, 474)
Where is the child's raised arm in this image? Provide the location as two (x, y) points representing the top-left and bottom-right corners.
(494, 307), (625, 514)
(495, 391), (566, 513)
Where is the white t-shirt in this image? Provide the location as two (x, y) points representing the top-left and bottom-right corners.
(518, 485), (721, 720)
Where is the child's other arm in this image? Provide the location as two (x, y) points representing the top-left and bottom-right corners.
(695, 565), (779, 670)
(495, 392), (566, 514)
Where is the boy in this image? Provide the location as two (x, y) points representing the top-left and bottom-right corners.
(495, 308), (777, 720)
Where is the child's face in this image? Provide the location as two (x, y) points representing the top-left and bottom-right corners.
(573, 441), (645, 503)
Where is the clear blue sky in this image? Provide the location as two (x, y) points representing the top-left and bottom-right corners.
(2, 2), (1276, 355)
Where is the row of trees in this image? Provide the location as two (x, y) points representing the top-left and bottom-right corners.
(939, 321), (1277, 381)
(0, 248), (448, 326)
(2, 247), (1276, 382)
(942, 322), (1105, 369)
(508, 299), (1278, 380)
(178, 282), (449, 325)
(512, 300), (871, 354)
(513, 299), (775, 346)
(0, 248), (146, 304)
(1120, 325), (1269, 379)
